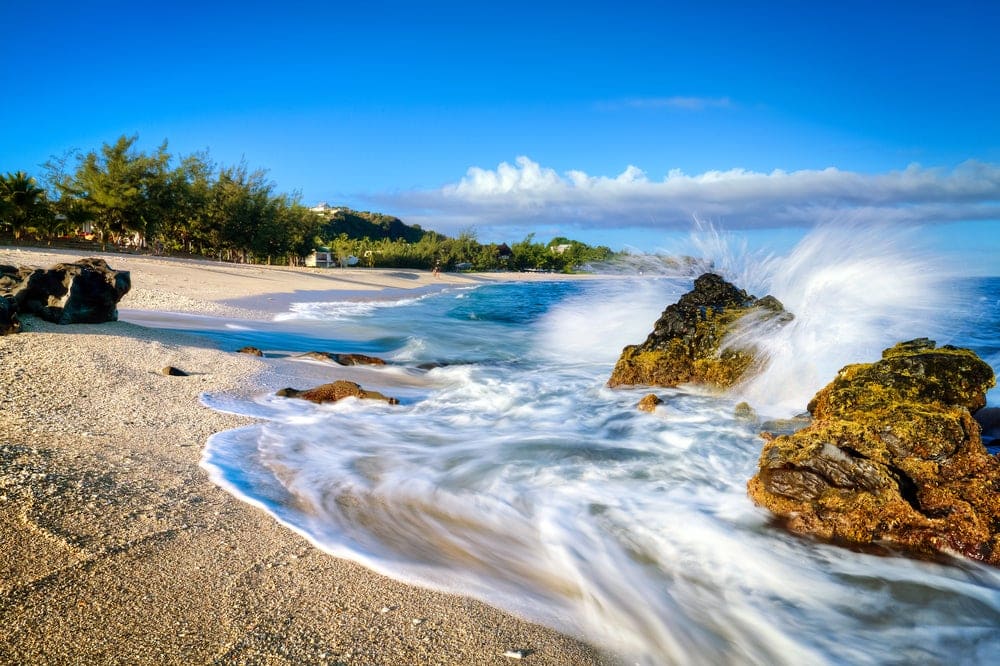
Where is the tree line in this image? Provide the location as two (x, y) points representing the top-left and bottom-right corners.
(0, 134), (615, 271)
(319, 230), (616, 272)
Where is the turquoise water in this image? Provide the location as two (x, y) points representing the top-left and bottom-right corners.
(144, 228), (1000, 664)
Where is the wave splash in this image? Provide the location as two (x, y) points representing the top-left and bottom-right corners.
(695, 222), (958, 415)
(200, 224), (998, 665)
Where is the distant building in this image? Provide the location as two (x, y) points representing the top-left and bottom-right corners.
(310, 202), (344, 214)
(551, 243), (572, 255)
(305, 247), (359, 268)
(305, 247), (335, 267)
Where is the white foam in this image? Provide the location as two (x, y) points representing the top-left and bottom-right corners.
(535, 278), (687, 366)
(199, 245), (1000, 665)
(688, 221), (958, 415)
(274, 293), (431, 322)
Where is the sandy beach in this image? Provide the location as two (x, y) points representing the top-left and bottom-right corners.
(0, 248), (614, 665)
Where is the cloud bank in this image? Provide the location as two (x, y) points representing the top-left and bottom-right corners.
(373, 157), (1000, 236)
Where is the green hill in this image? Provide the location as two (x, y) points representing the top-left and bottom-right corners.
(318, 208), (439, 243)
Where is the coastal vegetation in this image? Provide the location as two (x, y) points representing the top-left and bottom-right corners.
(0, 135), (615, 272)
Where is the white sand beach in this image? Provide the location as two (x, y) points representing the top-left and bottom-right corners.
(0, 248), (614, 665)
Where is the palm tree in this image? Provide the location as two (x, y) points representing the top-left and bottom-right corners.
(0, 171), (47, 241)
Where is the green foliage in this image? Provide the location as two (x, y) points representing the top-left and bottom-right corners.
(63, 135), (171, 246)
(8, 133), (624, 271)
(0, 171), (48, 240)
(318, 208), (430, 243)
(32, 135), (325, 264)
(315, 229), (614, 273)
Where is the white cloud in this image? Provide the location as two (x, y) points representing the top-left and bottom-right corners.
(370, 157), (1000, 238)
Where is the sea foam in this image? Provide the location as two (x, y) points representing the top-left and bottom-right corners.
(699, 222), (957, 415)
(198, 227), (1000, 665)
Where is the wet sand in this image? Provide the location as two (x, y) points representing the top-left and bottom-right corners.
(0, 248), (616, 665)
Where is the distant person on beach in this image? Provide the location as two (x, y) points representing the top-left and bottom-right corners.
(432, 262), (440, 277)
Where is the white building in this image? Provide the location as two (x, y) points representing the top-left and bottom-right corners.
(310, 202), (344, 214)
(305, 248), (335, 267)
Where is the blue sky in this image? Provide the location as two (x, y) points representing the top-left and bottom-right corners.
(2, 1), (999, 271)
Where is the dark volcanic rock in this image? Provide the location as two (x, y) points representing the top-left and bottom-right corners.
(0, 264), (32, 292)
(0, 295), (21, 335)
(748, 339), (1000, 565)
(1, 258), (130, 325)
(608, 272), (791, 389)
(277, 380), (398, 405)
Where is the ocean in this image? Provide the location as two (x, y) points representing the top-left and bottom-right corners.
(140, 228), (1000, 664)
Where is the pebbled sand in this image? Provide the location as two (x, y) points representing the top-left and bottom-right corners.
(0, 248), (615, 665)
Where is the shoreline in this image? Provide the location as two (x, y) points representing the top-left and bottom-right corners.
(0, 246), (611, 319)
(0, 249), (616, 665)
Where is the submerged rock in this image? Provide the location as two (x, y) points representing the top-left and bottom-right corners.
(296, 351), (387, 366)
(748, 338), (1000, 565)
(416, 361), (450, 370)
(1, 257), (130, 326)
(637, 393), (663, 412)
(331, 353), (387, 366)
(608, 273), (791, 389)
(734, 401), (758, 422)
(758, 414), (812, 437)
(237, 346), (264, 356)
(277, 380), (399, 405)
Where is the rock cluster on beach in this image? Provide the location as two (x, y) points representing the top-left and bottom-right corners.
(0, 257), (130, 333)
(607, 272), (790, 389)
(748, 338), (1000, 564)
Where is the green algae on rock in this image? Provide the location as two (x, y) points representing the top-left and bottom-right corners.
(637, 393), (664, 412)
(607, 273), (791, 389)
(748, 338), (1000, 565)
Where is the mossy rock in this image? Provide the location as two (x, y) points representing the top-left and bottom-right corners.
(637, 393), (663, 412)
(808, 338), (994, 417)
(608, 272), (790, 389)
(748, 339), (1000, 565)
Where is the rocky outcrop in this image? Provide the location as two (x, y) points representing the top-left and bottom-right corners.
(608, 273), (790, 389)
(748, 339), (1000, 565)
(277, 380), (399, 405)
(0, 258), (130, 326)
